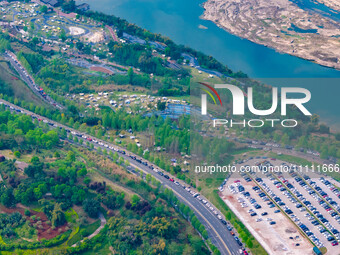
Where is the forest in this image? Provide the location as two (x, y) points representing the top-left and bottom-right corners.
(0, 107), (215, 254)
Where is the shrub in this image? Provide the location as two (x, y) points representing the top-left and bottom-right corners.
(13, 151), (21, 158)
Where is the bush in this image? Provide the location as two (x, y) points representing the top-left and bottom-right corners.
(13, 151), (21, 158)
(24, 209), (31, 216)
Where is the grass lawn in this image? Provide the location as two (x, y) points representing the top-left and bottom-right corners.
(89, 171), (136, 199)
(0, 149), (34, 164)
(67, 220), (101, 246)
(268, 152), (317, 167)
(190, 67), (225, 85)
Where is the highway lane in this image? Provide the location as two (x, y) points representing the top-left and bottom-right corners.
(0, 98), (243, 255)
(3, 51), (63, 110)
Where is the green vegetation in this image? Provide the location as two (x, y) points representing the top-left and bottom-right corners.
(67, 219), (100, 246)
(0, 2), (337, 254)
(0, 106), (213, 254)
(268, 152), (316, 167)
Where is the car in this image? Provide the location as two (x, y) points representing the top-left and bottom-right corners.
(331, 241), (338, 246)
(164, 175), (170, 179)
(261, 212), (268, 216)
(270, 221), (276, 225)
(169, 178), (174, 182)
(250, 212), (257, 217)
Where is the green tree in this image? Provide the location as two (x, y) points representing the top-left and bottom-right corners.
(66, 151), (76, 162)
(51, 203), (66, 227)
(14, 151), (21, 158)
(131, 195), (140, 207)
(83, 199), (100, 218)
(40, 5), (48, 13)
(128, 67), (134, 84)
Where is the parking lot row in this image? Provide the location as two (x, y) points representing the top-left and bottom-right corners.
(241, 160), (339, 253)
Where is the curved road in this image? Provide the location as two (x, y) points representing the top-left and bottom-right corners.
(0, 99), (242, 255)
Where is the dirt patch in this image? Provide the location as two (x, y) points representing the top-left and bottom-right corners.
(82, 31), (105, 43)
(90, 66), (114, 75)
(69, 26), (85, 36)
(0, 204), (68, 240)
(15, 160), (28, 171)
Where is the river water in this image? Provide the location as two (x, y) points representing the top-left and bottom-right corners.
(76, 0), (340, 129)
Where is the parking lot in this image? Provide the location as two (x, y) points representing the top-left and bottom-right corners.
(221, 174), (313, 255)
(220, 158), (340, 254)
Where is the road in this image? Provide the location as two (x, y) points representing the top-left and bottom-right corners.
(0, 98), (242, 255)
(106, 25), (118, 42)
(3, 51), (63, 110)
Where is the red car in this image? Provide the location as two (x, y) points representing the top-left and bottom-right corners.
(87, 137), (92, 141)
(331, 241), (338, 246)
(169, 178), (174, 182)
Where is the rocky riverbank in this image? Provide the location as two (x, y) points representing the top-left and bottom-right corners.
(315, 0), (340, 12)
(202, 0), (340, 70)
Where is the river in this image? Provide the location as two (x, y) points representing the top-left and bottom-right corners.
(76, 0), (340, 130)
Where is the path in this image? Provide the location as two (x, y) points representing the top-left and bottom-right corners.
(71, 213), (106, 247)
